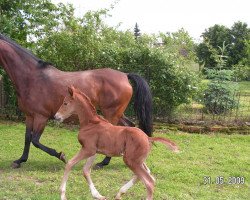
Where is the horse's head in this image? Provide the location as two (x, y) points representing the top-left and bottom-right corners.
(54, 86), (78, 122)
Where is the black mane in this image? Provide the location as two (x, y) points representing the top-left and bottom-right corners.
(0, 33), (50, 68)
(38, 60), (52, 68)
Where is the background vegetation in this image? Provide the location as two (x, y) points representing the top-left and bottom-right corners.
(0, 0), (249, 120)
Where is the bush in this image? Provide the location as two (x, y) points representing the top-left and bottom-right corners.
(232, 63), (250, 81)
(204, 81), (237, 114)
(205, 69), (234, 81)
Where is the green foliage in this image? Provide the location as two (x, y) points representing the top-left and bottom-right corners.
(203, 43), (238, 114)
(196, 25), (231, 69)
(0, 0), (74, 114)
(205, 69), (234, 81)
(0, 0), (66, 46)
(232, 63), (250, 81)
(1, 1), (200, 117)
(160, 28), (197, 66)
(36, 11), (200, 116)
(196, 22), (250, 71)
(228, 22), (250, 67)
(134, 22), (141, 40)
(204, 81), (237, 114)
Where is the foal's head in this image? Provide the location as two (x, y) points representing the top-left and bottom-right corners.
(54, 86), (80, 122)
(55, 86), (97, 123)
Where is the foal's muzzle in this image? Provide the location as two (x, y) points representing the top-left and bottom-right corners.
(54, 113), (64, 123)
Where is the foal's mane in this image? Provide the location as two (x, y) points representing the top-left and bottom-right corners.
(74, 89), (108, 123)
(0, 33), (50, 68)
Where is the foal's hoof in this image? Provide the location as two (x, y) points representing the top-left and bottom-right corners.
(11, 162), (21, 169)
(98, 196), (106, 200)
(59, 152), (67, 164)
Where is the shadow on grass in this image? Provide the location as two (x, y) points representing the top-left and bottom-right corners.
(0, 158), (127, 173)
(0, 159), (64, 172)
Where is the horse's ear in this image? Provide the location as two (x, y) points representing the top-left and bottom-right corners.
(68, 87), (74, 97)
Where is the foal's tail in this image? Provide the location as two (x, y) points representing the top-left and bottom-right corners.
(127, 73), (153, 136)
(149, 137), (179, 153)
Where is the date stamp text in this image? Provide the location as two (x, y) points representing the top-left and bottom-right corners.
(204, 176), (245, 185)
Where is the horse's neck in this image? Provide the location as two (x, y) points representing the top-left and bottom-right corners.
(0, 41), (39, 91)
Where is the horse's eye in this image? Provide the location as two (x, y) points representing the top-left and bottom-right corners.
(64, 102), (68, 106)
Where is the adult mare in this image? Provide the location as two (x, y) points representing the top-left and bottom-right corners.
(0, 33), (152, 168)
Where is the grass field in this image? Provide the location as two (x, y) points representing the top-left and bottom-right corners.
(0, 121), (249, 200)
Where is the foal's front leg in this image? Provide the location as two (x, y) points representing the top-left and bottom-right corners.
(83, 155), (106, 200)
(60, 148), (86, 200)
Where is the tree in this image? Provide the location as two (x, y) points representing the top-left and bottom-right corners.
(134, 23), (141, 40)
(0, 0), (73, 114)
(0, 0), (67, 47)
(196, 24), (231, 70)
(160, 28), (197, 66)
(203, 43), (237, 114)
(196, 22), (250, 71)
(1, 1), (200, 118)
(228, 21), (250, 67)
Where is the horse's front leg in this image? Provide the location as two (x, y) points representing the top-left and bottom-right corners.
(12, 116), (33, 168)
(31, 114), (66, 163)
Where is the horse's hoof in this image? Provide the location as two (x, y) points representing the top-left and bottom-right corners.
(59, 152), (67, 164)
(11, 162), (21, 169)
(93, 163), (105, 170)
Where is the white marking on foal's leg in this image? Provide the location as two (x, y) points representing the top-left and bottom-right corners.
(60, 149), (85, 200)
(143, 163), (155, 182)
(115, 176), (138, 200)
(83, 155), (106, 200)
(60, 175), (68, 200)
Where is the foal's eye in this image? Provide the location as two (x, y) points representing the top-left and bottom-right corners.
(64, 102), (68, 106)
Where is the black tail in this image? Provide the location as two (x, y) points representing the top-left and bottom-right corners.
(127, 73), (153, 136)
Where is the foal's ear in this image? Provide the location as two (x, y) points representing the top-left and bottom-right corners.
(68, 87), (74, 97)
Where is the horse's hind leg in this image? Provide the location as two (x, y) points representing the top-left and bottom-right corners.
(115, 175), (138, 200)
(31, 115), (66, 163)
(83, 155), (106, 200)
(118, 115), (135, 127)
(60, 148), (86, 200)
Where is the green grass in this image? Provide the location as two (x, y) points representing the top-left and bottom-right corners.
(0, 121), (249, 200)
(238, 81), (250, 93)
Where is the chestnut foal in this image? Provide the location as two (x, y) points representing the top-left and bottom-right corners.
(55, 86), (179, 200)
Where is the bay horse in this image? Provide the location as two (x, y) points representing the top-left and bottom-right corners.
(0, 33), (152, 168)
(55, 86), (179, 200)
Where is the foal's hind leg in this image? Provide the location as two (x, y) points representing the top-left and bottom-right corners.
(60, 148), (87, 200)
(83, 155), (106, 200)
(143, 163), (155, 182)
(130, 164), (155, 200)
(115, 175), (138, 200)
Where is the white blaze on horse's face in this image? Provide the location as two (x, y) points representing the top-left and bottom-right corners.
(55, 96), (75, 122)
